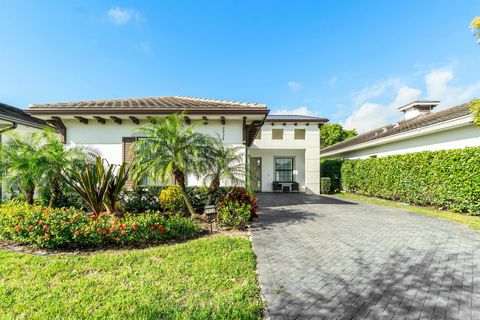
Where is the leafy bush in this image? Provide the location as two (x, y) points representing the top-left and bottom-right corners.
(341, 147), (480, 215)
(38, 181), (90, 211)
(320, 159), (344, 192)
(186, 186), (209, 213)
(159, 185), (186, 214)
(119, 186), (165, 213)
(320, 177), (331, 194)
(469, 98), (480, 128)
(217, 200), (252, 228)
(0, 201), (198, 249)
(222, 187), (257, 218)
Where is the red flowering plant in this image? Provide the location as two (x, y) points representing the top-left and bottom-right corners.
(216, 187), (258, 228)
(221, 187), (257, 219)
(0, 200), (198, 249)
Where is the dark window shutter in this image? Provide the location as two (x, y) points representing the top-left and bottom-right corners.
(122, 137), (136, 189)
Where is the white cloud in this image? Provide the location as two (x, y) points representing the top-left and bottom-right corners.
(343, 86), (421, 133)
(271, 106), (315, 116)
(352, 78), (402, 105)
(425, 68), (480, 109)
(287, 81), (301, 91)
(341, 66), (480, 133)
(328, 76), (338, 86)
(107, 7), (140, 25)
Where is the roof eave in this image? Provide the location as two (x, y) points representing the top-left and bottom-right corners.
(321, 115), (474, 157)
(25, 108), (270, 116)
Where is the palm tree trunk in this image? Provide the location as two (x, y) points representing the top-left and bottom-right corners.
(48, 178), (60, 208)
(173, 169), (198, 218)
(206, 177), (220, 206)
(25, 188), (35, 205)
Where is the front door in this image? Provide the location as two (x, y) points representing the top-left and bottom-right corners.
(250, 157), (262, 192)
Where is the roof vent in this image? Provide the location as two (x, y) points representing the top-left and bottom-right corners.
(398, 100), (439, 120)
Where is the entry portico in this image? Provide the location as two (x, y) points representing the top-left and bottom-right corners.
(249, 115), (327, 194)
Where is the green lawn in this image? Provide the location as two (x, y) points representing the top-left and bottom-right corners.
(336, 193), (480, 231)
(0, 236), (263, 319)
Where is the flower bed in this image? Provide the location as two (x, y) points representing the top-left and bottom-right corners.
(0, 201), (199, 249)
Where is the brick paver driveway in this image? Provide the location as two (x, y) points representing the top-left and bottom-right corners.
(251, 193), (480, 320)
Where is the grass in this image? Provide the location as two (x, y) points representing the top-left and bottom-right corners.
(335, 193), (480, 231)
(0, 236), (263, 319)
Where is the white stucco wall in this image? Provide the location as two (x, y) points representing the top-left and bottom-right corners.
(323, 123), (480, 160)
(249, 148), (305, 192)
(64, 119), (245, 165)
(250, 123), (320, 194)
(63, 118), (246, 187)
(1, 124), (45, 142)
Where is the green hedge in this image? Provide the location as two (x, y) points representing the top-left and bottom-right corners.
(320, 177), (331, 194)
(341, 148), (480, 215)
(320, 159), (344, 192)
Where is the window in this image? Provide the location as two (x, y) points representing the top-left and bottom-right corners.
(272, 129), (283, 140)
(256, 130), (262, 140)
(275, 158), (293, 182)
(294, 129), (305, 140)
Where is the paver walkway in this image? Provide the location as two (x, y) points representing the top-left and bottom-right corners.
(251, 193), (480, 319)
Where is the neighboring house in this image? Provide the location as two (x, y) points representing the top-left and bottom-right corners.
(321, 100), (480, 159)
(0, 102), (51, 199)
(0, 102), (48, 138)
(26, 96), (328, 195)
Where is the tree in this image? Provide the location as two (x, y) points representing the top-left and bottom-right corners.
(0, 132), (46, 204)
(131, 114), (214, 217)
(320, 123), (357, 148)
(40, 128), (88, 207)
(471, 17), (480, 42)
(201, 138), (245, 205)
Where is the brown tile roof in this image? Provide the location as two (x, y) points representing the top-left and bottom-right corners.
(26, 96), (268, 115)
(321, 103), (472, 154)
(0, 102), (48, 129)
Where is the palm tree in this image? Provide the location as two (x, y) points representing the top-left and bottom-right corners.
(202, 139), (245, 205)
(131, 114), (214, 217)
(40, 128), (88, 207)
(0, 132), (46, 204)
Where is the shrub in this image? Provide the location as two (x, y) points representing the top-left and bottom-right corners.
(186, 186), (209, 213)
(320, 177), (331, 194)
(0, 201), (198, 249)
(341, 147), (480, 215)
(119, 186), (164, 213)
(217, 200), (252, 228)
(222, 187), (257, 218)
(469, 99), (480, 128)
(320, 159), (344, 192)
(159, 185), (186, 214)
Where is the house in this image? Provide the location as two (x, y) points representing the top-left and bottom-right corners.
(321, 100), (480, 159)
(0, 102), (49, 138)
(26, 96), (328, 195)
(1, 102), (51, 199)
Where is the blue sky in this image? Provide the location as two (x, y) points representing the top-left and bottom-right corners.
(1, 0), (479, 132)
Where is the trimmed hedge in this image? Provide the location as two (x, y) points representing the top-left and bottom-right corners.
(341, 147), (480, 215)
(320, 177), (331, 194)
(320, 159), (344, 192)
(0, 201), (199, 249)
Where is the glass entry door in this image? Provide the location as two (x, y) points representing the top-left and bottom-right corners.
(250, 157), (262, 192)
